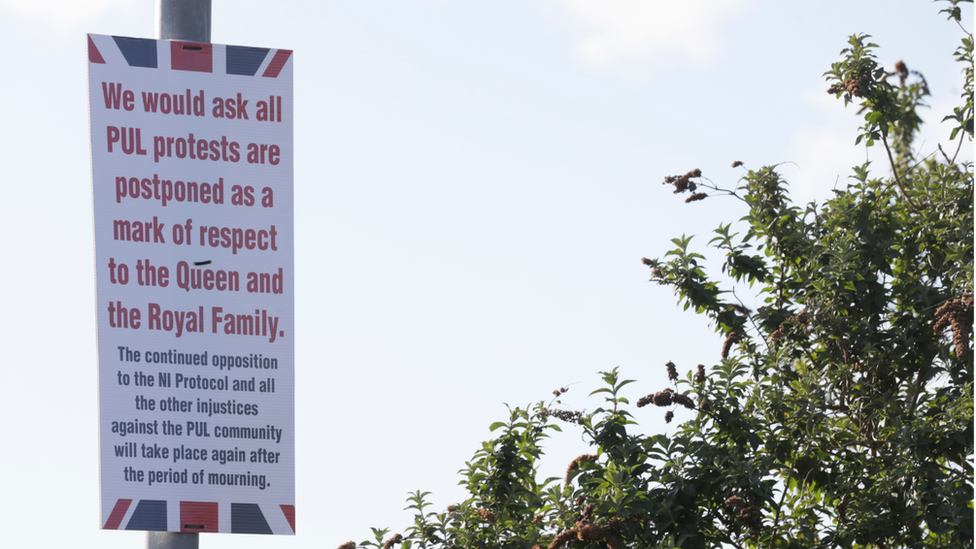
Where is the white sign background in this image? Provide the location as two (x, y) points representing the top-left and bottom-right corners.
(88, 34), (294, 535)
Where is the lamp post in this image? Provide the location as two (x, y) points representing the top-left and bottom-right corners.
(157, 0), (211, 43)
(147, 4), (210, 544)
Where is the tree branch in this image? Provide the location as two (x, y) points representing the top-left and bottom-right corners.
(880, 133), (924, 210)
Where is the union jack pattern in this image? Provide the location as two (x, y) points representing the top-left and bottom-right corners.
(102, 498), (295, 534)
(88, 34), (292, 79)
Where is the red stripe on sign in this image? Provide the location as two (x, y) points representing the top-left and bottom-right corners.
(104, 499), (132, 529)
(88, 36), (105, 64)
(262, 50), (292, 78)
(280, 504), (296, 532)
(180, 501), (219, 533)
(171, 41), (213, 73)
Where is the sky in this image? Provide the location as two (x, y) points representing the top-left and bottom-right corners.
(0, 1), (971, 548)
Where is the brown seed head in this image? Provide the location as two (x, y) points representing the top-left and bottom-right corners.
(578, 523), (606, 542)
(663, 169), (702, 195)
(827, 73), (872, 97)
(788, 308), (811, 335)
(337, 542), (357, 549)
(695, 364), (706, 383)
(639, 388), (674, 408)
(725, 496), (745, 508)
(666, 361), (679, 381)
(721, 331), (740, 359)
(738, 506), (761, 523)
(732, 160), (744, 168)
(665, 411), (674, 423)
(685, 192), (707, 203)
(794, 308), (809, 325)
(607, 517), (628, 535)
(895, 60), (908, 77)
(540, 408), (586, 425)
(566, 454), (598, 483)
(653, 389), (674, 407)
(477, 509), (496, 523)
(737, 506), (762, 538)
(934, 294), (974, 359)
(549, 529), (579, 549)
(383, 534), (403, 549)
(672, 393), (696, 409)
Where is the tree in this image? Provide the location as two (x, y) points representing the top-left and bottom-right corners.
(345, 3), (974, 549)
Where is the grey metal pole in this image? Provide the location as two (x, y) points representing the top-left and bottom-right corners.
(157, 0), (211, 42)
(146, 531), (200, 549)
(148, 2), (210, 548)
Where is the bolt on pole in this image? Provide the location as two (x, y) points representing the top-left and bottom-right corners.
(147, 1), (210, 548)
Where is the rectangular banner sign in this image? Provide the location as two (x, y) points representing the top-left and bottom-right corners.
(88, 34), (294, 535)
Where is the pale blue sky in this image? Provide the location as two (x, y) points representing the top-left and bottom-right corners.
(0, 1), (970, 548)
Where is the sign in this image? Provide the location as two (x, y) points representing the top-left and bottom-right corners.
(88, 34), (294, 535)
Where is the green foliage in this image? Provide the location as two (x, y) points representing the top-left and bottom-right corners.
(351, 5), (973, 549)
(941, 0), (975, 145)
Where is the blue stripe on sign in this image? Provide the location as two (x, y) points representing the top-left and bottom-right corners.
(113, 36), (158, 68)
(231, 503), (273, 534)
(125, 500), (167, 531)
(226, 46), (270, 76)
